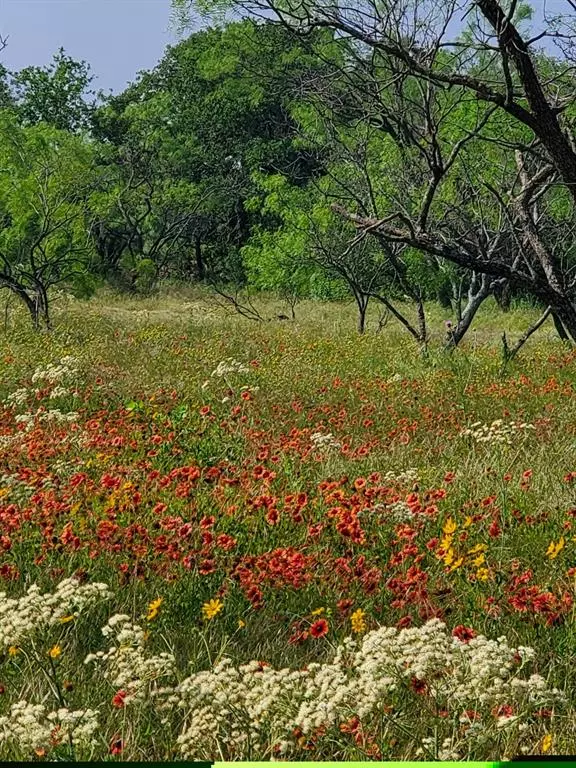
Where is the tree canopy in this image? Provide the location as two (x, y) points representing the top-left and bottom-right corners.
(3, 3), (576, 352)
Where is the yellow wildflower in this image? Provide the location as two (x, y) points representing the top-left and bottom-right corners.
(310, 607), (325, 617)
(546, 537), (565, 560)
(238, 619), (246, 629)
(59, 615), (74, 624)
(350, 608), (367, 634)
(8, 646), (19, 657)
(202, 599), (224, 620)
(442, 517), (457, 535)
(449, 556), (464, 572)
(472, 553), (486, 567)
(443, 547), (455, 567)
(49, 645), (61, 660)
(439, 534), (453, 554)
(541, 733), (553, 754)
(463, 516), (473, 528)
(476, 567), (490, 581)
(467, 543), (488, 555)
(146, 597), (164, 621)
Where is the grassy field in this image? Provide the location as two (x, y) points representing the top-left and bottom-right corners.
(0, 290), (574, 761)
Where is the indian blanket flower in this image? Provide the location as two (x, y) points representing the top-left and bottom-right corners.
(309, 619), (329, 638)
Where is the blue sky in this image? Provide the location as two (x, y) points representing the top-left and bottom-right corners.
(0, 0), (180, 95)
(0, 0), (570, 95)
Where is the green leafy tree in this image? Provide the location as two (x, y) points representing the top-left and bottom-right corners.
(91, 21), (328, 289)
(0, 112), (99, 328)
(173, 0), (576, 344)
(12, 48), (96, 132)
(0, 64), (14, 110)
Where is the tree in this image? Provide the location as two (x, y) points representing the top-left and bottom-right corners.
(11, 48), (96, 132)
(0, 112), (99, 328)
(174, 0), (576, 343)
(265, 44), (508, 346)
(91, 21), (328, 289)
(245, 170), (434, 343)
(0, 64), (14, 110)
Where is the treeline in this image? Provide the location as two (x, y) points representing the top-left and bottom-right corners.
(1, 2), (576, 353)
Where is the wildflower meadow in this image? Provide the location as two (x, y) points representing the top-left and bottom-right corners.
(0, 294), (575, 761)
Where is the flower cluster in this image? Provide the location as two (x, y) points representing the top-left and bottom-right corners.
(14, 409), (79, 430)
(85, 614), (175, 705)
(0, 701), (99, 755)
(460, 420), (535, 445)
(3, 356), (81, 431)
(31, 357), (79, 386)
(382, 468), (419, 484)
(170, 618), (562, 759)
(0, 578), (113, 650)
(210, 358), (250, 378)
(310, 431), (342, 451)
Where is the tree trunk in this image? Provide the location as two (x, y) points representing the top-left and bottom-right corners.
(36, 285), (51, 330)
(477, 0), (576, 206)
(416, 296), (427, 348)
(548, 298), (576, 343)
(552, 312), (570, 342)
(355, 293), (369, 334)
(501, 307), (552, 366)
(194, 235), (205, 281)
(445, 274), (494, 350)
(493, 280), (511, 312)
(22, 290), (40, 330)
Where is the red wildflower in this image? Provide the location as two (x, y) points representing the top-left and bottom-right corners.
(265, 508), (280, 525)
(452, 625), (477, 643)
(112, 689), (128, 708)
(492, 704), (514, 718)
(410, 676), (428, 695)
(337, 599), (353, 615)
(488, 521), (501, 538)
(199, 559), (216, 575)
(310, 619), (329, 638)
(289, 629), (309, 645)
(109, 736), (124, 755)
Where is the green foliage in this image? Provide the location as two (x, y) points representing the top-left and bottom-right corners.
(0, 111), (100, 326)
(90, 21), (327, 288)
(11, 48), (96, 132)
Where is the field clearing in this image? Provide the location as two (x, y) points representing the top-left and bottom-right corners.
(0, 292), (575, 761)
